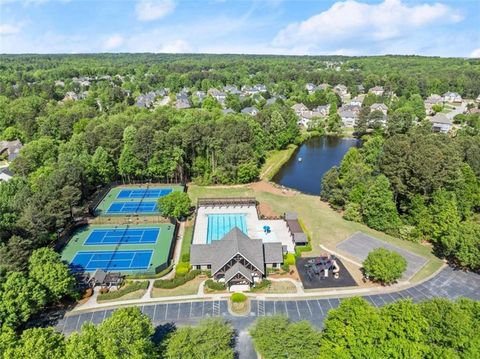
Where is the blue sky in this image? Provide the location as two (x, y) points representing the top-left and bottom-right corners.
(0, 0), (479, 56)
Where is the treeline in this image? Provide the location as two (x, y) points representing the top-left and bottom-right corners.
(0, 54), (479, 100)
(251, 297), (480, 359)
(322, 117), (480, 270)
(0, 308), (235, 359)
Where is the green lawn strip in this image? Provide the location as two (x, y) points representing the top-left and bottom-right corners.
(61, 223), (176, 275)
(187, 185), (443, 282)
(180, 223), (193, 261)
(260, 144), (297, 180)
(95, 184), (185, 216)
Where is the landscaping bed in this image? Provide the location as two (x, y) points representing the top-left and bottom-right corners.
(151, 276), (204, 298)
(97, 281), (149, 302)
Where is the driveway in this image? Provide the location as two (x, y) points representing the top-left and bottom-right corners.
(56, 267), (480, 359)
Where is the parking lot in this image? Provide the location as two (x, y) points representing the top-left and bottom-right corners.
(57, 267), (480, 335)
(336, 232), (428, 279)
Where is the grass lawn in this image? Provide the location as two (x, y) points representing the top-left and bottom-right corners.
(187, 184), (444, 283)
(97, 289), (146, 303)
(260, 144), (297, 180)
(180, 221), (193, 261)
(252, 281), (297, 294)
(151, 276), (204, 298)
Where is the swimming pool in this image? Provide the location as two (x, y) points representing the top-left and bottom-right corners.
(207, 214), (248, 243)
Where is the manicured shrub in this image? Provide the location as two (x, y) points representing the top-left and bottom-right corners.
(231, 292), (247, 303)
(363, 248), (407, 284)
(284, 253), (296, 265)
(98, 281), (149, 301)
(250, 279), (271, 292)
(281, 263), (290, 272)
(204, 279), (226, 291)
(175, 262), (191, 277)
(154, 269), (201, 289)
(181, 253), (190, 262)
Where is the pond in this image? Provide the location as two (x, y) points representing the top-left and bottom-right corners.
(272, 136), (361, 195)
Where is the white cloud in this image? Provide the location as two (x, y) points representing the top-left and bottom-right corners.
(157, 39), (190, 53)
(103, 34), (124, 50)
(273, 0), (463, 54)
(135, 0), (176, 22)
(470, 48), (480, 58)
(0, 24), (21, 35)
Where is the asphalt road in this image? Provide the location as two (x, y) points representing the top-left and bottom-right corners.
(56, 267), (480, 359)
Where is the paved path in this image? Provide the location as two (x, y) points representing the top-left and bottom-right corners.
(56, 267), (480, 359)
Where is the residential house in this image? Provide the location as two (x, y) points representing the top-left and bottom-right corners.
(443, 92), (462, 103)
(0, 140), (23, 162)
(193, 91), (206, 103)
(357, 84), (365, 93)
(424, 94), (444, 115)
(350, 95), (364, 107)
(333, 84), (348, 97)
(241, 107), (259, 116)
(254, 84), (267, 93)
(369, 86), (384, 96)
(136, 92), (157, 108)
(476, 94), (480, 103)
(208, 89), (227, 104)
(339, 109), (357, 128)
(0, 168), (13, 182)
(370, 103), (388, 115)
(305, 83), (317, 93)
(190, 228), (283, 290)
(222, 108), (235, 114)
(292, 103), (309, 117)
(175, 98), (191, 109)
(318, 83), (330, 91)
(54, 80), (65, 87)
(313, 104), (330, 117)
(224, 85), (241, 95)
(266, 97), (278, 106)
(430, 113), (452, 133)
(340, 104), (361, 115)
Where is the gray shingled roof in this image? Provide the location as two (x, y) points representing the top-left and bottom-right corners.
(190, 228), (265, 275)
(430, 113), (452, 124)
(284, 212), (298, 220)
(263, 243), (283, 263)
(224, 262), (253, 283)
(293, 233), (308, 244)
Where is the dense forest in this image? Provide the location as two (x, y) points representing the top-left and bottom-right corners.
(0, 54), (479, 351)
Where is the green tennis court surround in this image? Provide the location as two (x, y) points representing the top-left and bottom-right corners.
(94, 184), (185, 216)
(61, 223), (175, 274)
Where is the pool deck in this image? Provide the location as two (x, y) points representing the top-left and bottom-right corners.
(193, 205), (294, 252)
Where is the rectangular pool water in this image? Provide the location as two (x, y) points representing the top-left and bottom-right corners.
(206, 214), (248, 243)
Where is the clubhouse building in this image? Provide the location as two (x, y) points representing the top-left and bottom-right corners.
(190, 228), (283, 290)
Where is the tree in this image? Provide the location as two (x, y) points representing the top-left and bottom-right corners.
(0, 235), (35, 272)
(28, 247), (76, 302)
(91, 146), (115, 184)
(320, 297), (386, 357)
(250, 316), (321, 359)
(363, 248), (407, 284)
(4, 327), (65, 359)
(362, 175), (400, 232)
(164, 318), (235, 359)
(0, 271), (46, 328)
(65, 322), (100, 359)
(97, 307), (155, 359)
(158, 191), (191, 219)
(236, 161), (259, 183)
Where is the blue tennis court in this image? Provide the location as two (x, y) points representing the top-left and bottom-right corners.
(207, 214), (248, 243)
(85, 227), (160, 245)
(107, 201), (158, 214)
(117, 188), (172, 199)
(70, 250), (153, 272)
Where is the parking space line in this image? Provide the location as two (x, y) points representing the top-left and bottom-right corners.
(305, 300), (312, 316)
(316, 300), (324, 316)
(189, 302), (193, 318)
(202, 301), (205, 317)
(153, 305), (157, 321)
(74, 315), (81, 331)
(165, 303), (168, 320)
(177, 303), (180, 319)
(295, 301), (301, 317)
(326, 299), (333, 310)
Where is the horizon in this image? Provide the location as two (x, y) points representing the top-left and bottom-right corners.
(1, 0), (479, 57)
